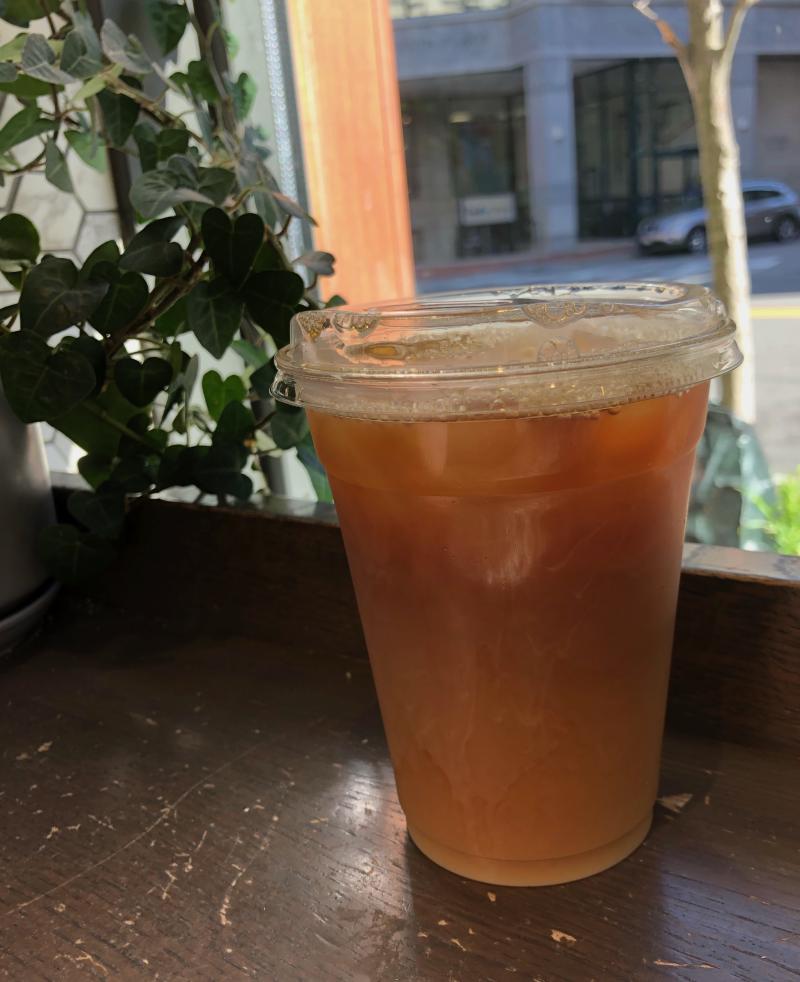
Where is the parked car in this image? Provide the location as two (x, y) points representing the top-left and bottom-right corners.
(636, 180), (800, 254)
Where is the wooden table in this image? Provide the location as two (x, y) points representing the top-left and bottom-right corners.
(1, 500), (798, 980)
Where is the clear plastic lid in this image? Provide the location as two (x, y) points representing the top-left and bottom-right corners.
(271, 283), (742, 420)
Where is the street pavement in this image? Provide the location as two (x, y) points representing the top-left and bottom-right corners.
(417, 238), (800, 475)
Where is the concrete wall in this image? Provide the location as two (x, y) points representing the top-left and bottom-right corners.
(756, 57), (800, 191)
(394, 0), (800, 249)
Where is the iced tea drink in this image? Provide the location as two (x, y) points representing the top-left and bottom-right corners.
(274, 285), (741, 885)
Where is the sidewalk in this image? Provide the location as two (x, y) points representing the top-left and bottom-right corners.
(415, 239), (635, 282)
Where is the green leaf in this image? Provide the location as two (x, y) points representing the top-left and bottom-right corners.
(245, 269), (305, 306)
(67, 489), (125, 538)
(250, 360), (276, 399)
(325, 294), (347, 308)
(114, 411), (149, 458)
(202, 208), (264, 285)
(202, 368), (224, 421)
(296, 250), (334, 276)
(130, 169), (212, 219)
(271, 404), (309, 450)
(272, 191), (316, 226)
(100, 19), (151, 75)
(1, 270), (22, 290)
(163, 350), (197, 416)
(107, 453), (157, 493)
(132, 121), (158, 171)
(192, 443), (252, 500)
(78, 453), (114, 489)
(97, 88), (139, 147)
(0, 32), (27, 61)
(156, 127), (189, 161)
(60, 334), (106, 394)
(79, 240), (120, 281)
(232, 338), (268, 368)
(232, 72), (256, 121)
(44, 139), (72, 193)
(20, 257), (109, 337)
(296, 431), (333, 503)
(0, 331), (96, 423)
(145, 0), (189, 55)
(38, 524), (114, 584)
(223, 29), (239, 59)
(243, 270), (304, 347)
(88, 269), (149, 336)
(252, 239), (284, 272)
(164, 152), (197, 185)
(115, 356), (172, 407)
(66, 129), (106, 172)
(202, 369), (247, 422)
(119, 216), (184, 276)
(60, 15), (103, 79)
(180, 60), (218, 103)
(57, 382), (139, 457)
(0, 0), (60, 28)
(20, 34), (75, 84)
(156, 443), (202, 488)
(73, 74), (107, 101)
(0, 74), (52, 97)
(0, 104), (55, 154)
(213, 400), (254, 446)
(197, 166), (236, 205)
(0, 212), (39, 263)
(187, 279), (244, 359)
(0, 62), (16, 82)
(153, 295), (188, 337)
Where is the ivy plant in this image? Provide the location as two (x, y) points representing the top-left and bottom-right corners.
(0, 0), (340, 581)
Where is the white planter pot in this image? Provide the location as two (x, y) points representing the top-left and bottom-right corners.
(0, 392), (58, 653)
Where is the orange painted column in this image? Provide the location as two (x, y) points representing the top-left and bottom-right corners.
(287, 0), (416, 305)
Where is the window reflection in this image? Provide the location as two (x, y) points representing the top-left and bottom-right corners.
(575, 60), (697, 238)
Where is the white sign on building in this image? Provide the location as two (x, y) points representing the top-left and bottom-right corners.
(458, 193), (517, 227)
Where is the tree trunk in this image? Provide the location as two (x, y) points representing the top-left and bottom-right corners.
(687, 0), (756, 421)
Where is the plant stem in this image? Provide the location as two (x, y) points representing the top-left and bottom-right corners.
(104, 75), (206, 148)
(106, 253), (209, 358)
(84, 401), (160, 451)
(41, 0), (57, 34)
(2, 152), (45, 176)
(276, 213), (292, 238)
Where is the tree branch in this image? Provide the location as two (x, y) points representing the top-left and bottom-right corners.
(721, 0), (758, 72)
(633, 0), (695, 93)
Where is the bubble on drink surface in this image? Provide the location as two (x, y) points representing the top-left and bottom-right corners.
(331, 309), (380, 338)
(537, 337), (580, 364)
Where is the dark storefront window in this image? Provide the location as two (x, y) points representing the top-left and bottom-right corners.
(401, 82), (529, 264)
(575, 59), (697, 237)
(449, 95), (530, 257)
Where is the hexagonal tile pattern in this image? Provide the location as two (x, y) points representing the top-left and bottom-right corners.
(0, 176), (18, 210)
(14, 173), (84, 252)
(70, 151), (118, 213)
(75, 211), (122, 262)
(0, 91), (123, 474)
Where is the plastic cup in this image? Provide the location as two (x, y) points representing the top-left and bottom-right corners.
(273, 284), (741, 886)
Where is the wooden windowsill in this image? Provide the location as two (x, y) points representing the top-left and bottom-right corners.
(1, 497), (798, 977)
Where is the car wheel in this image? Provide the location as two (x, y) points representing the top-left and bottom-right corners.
(774, 215), (799, 243)
(685, 226), (707, 254)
